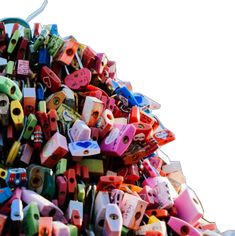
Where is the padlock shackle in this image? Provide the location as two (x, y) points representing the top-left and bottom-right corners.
(1, 17), (30, 29)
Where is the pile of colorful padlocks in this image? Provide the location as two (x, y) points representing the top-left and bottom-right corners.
(0, 21), (231, 236)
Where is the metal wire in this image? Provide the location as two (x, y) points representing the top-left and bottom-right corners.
(26, 0), (48, 23)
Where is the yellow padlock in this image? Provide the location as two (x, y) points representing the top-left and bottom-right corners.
(148, 215), (160, 224)
(6, 141), (21, 166)
(10, 100), (24, 130)
(0, 168), (7, 179)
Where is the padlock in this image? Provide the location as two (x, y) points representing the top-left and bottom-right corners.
(10, 100), (24, 130)
(68, 140), (100, 158)
(0, 22), (6, 43)
(120, 192), (148, 230)
(81, 45), (96, 68)
(68, 222), (79, 236)
(41, 170), (55, 200)
(27, 165), (45, 194)
(38, 47), (50, 66)
(7, 29), (20, 54)
(40, 66), (61, 92)
(22, 189), (65, 222)
(81, 96), (104, 127)
(38, 217), (53, 236)
(119, 183), (143, 194)
(55, 36), (79, 65)
(167, 170), (186, 193)
(167, 216), (202, 236)
(40, 131), (69, 168)
(97, 175), (123, 192)
(97, 109), (114, 138)
(16, 38), (28, 60)
(142, 159), (160, 178)
(47, 34), (64, 57)
(135, 221), (168, 236)
(10, 198), (23, 221)
(36, 83), (45, 101)
(117, 164), (140, 184)
(174, 187), (203, 226)
(32, 124), (43, 150)
(90, 127), (100, 141)
(94, 191), (110, 235)
(71, 209), (82, 229)
(116, 86), (139, 107)
(64, 168), (77, 195)
(61, 85), (76, 109)
(132, 122), (152, 142)
(77, 182), (86, 202)
(0, 213), (7, 236)
(55, 158), (67, 176)
(69, 119), (91, 142)
(5, 60), (15, 76)
(103, 203), (122, 236)
(57, 103), (80, 124)
(80, 158), (104, 176)
(24, 27), (31, 40)
(0, 188), (21, 214)
(148, 215), (160, 224)
(56, 176), (67, 207)
(153, 129), (175, 146)
(128, 106), (140, 123)
(33, 23), (42, 38)
(23, 113), (37, 139)
(0, 93), (9, 126)
(145, 209), (169, 220)
(139, 111), (160, 131)
(46, 90), (66, 110)
(33, 28), (49, 51)
(110, 189), (124, 206)
(138, 185), (158, 205)
(6, 168), (27, 188)
(52, 222), (70, 236)
(100, 123), (136, 156)
(66, 200), (83, 223)
(22, 202), (40, 236)
(143, 176), (178, 209)
(81, 165), (89, 181)
(0, 76), (22, 100)
(0, 167), (7, 180)
(162, 161), (182, 174)
(36, 109), (51, 141)
(23, 87), (36, 115)
(48, 109), (58, 133)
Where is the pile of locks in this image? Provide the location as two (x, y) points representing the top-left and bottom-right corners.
(0, 21), (229, 236)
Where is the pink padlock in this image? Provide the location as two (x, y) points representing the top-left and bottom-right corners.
(142, 159), (159, 178)
(17, 59), (29, 76)
(40, 132), (68, 168)
(139, 185), (158, 205)
(168, 216), (202, 236)
(93, 53), (108, 74)
(100, 123), (136, 156)
(120, 192), (148, 230)
(69, 119), (91, 142)
(174, 187), (203, 226)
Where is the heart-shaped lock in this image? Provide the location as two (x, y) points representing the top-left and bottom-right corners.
(64, 68), (91, 91)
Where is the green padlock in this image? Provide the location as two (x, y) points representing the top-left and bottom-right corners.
(80, 158), (104, 176)
(0, 76), (22, 100)
(23, 114), (37, 140)
(23, 202), (40, 236)
(77, 183), (86, 202)
(24, 28), (31, 40)
(6, 61), (14, 76)
(55, 158), (67, 176)
(121, 226), (135, 236)
(47, 35), (64, 57)
(33, 29), (49, 51)
(57, 103), (81, 124)
(41, 170), (55, 200)
(7, 29), (20, 54)
(68, 224), (78, 236)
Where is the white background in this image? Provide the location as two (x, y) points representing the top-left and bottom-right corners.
(2, 0), (235, 231)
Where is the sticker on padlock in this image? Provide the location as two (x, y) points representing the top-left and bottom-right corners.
(46, 90), (66, 110)
(52, 221), (70, 236)
(174, 187), (203, 226)
(81, 96), (104, 127)
(22, 202), (40, 236)
(6, 168), (27, 188)
(22, 189), (65, 222)
(38, 217), (53, 236)
(57, 103), (80, 124)
(40, 66), (61, 93)
(69, 119), (91, 142)
(132, 122), (153, 142)
(10, 198), (23, 221)
(120, 192), (148, 230)
(0, 93), (9, 126)
(17, 59), (30, 76)
(40, 132), (68, 168)
(68, 140), (100, 157)
(153, 129), (175, 146)
(23, 87), (36, 115)
(103, 203), (123, 236)
(100, 123), (136, 156)
(168, 216), (202, 236)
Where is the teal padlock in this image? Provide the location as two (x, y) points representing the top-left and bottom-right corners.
(41, 170), (55, 200)
(0, 76), (22, 100)
(23, 202), (40, 236)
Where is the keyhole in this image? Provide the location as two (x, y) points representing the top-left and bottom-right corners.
(180, 225), (190, 235)
(109, 213), (118, 220)
(0, 100), (7, 107)
(13, 108), (21, 116)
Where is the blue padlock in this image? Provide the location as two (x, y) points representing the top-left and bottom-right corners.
(38, 48), (50, 66)
(36, 83), (45, 101)
(116, 86), (139, 107)
(0, 187), (13, 204)
(50, 24), (58, 35)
